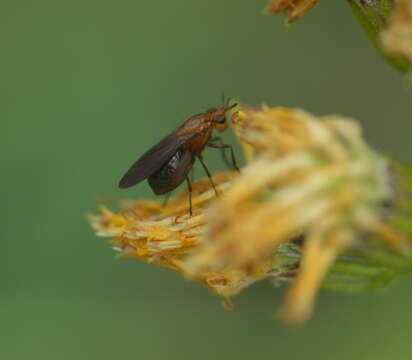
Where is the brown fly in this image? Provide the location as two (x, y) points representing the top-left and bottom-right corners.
(118, 100), (239, 215)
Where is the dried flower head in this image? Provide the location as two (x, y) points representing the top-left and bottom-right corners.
(266, 0), (320, 23)
(89, 105), (409, 324)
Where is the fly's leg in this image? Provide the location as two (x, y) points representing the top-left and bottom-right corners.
(190, 166), (195, 183)
(185, 175), (193, 216)
(198, 155), (219, 197)
(162, 192), (171, 208)
(208, 137), (231, 169)
(208, 137), (240, 172)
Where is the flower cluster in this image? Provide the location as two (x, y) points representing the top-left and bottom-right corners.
(89, 105), (408, 324)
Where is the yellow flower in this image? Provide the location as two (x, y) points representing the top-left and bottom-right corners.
(89, 105), (406, 324)
(265, 0), (320, 23)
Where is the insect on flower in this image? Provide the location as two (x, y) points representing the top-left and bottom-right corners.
(118, 99), (239, 215)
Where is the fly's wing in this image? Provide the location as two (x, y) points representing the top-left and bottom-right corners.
(118, 131), (187, 188)
(148, 149), (194, 195)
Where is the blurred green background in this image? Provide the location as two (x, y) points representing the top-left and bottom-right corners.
(3, 1), (412, 359)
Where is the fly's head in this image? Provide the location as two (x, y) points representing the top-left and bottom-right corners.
(209, 102), (238, 132)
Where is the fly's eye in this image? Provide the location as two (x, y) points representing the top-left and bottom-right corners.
(213, 114), (226, 123)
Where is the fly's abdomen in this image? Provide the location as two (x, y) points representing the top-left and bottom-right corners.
(148, 149), (194, 195)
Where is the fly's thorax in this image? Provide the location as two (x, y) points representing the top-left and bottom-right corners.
(176, 113), (213, 156)
(183, 127), (212, 156)
(178, 114), (211, 137)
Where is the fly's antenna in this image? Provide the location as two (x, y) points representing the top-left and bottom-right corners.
(224, 100), (237, 112)
(221, 92), (237, 111)
(221, 91), (226, 108)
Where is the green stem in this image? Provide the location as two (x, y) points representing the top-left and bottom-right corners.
(347, 0), (409, 73)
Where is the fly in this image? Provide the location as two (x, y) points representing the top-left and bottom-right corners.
(118, 99), (239, 215)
